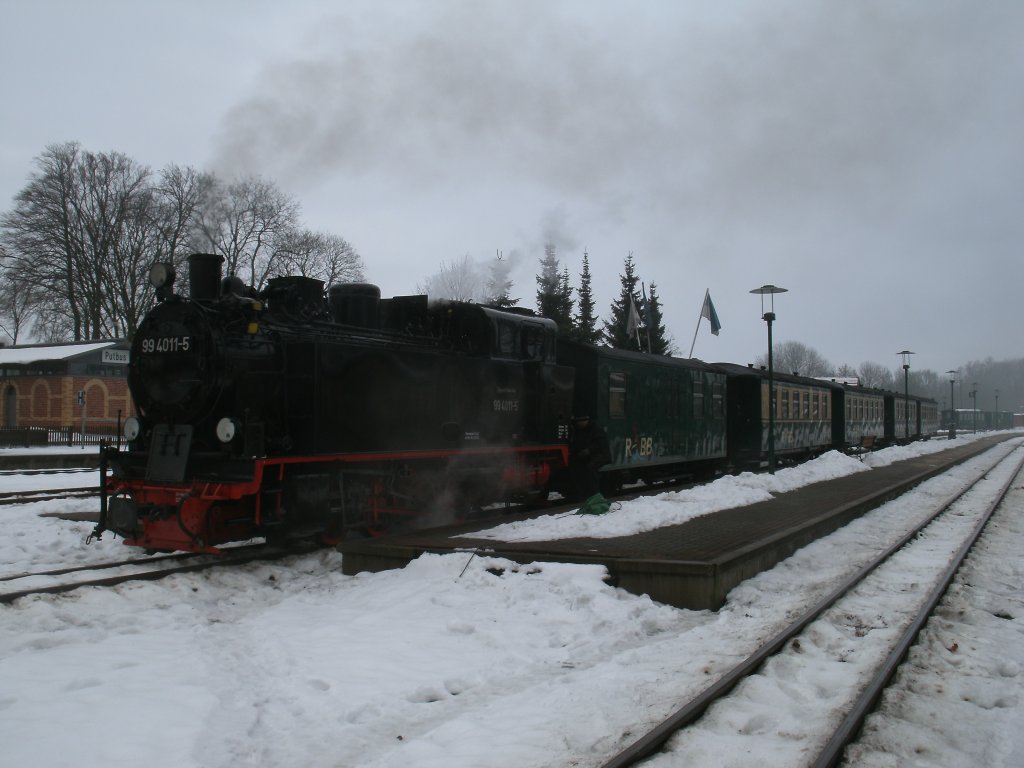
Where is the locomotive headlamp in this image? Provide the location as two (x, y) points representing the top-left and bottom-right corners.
(123, 416), (141, 441)
(216, 417), (240, 443)
(149, 262), (176, 289)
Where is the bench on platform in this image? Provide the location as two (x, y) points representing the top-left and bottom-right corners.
(848, 434), (876, 460)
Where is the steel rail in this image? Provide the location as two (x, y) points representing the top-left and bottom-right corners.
(0, 543), (271, 583)
(600, 443), (1023, 768)
(0, 543), (320, 604)
(0, 487), (96, 505)
(811, 448), (1024, 767)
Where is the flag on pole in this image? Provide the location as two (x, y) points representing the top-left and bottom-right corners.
(640, 282), (654, 328)
(626, 298), (641, 337)
(701, 290), (722, 336)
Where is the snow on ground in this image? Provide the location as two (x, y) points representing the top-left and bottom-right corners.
(473, 432), (999, 543)
(0, 433), (1022, 767)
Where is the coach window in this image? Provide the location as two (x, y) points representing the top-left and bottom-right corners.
(803, 392), (810, 419)
(780, 390), (789, 420)
(609, 372), (627, 419)
(692, 378), (704, 418)
(713, 379), (724, 417)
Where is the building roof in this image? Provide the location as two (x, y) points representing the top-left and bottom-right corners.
(0, 341), (119, 365)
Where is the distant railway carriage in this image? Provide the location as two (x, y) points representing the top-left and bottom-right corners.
(917, 398), (940, 436)
(945, 408), (1014, 432)
(556, 340), (727, 490)
(891, 394), (940, 442)
(834, 385), (887, 448)
(891, 394), (918, 442)
(711, 363), (839, 469)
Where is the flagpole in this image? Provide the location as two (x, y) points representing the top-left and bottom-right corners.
(688, 289), (709, 358)
(641, 282), (652, 353)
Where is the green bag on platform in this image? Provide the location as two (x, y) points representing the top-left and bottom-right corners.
(577, 493), (611, 515)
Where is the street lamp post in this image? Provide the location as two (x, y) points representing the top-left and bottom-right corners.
(898, 350), (914, 441)
(946, 370), (957, 439)
(995, 389), (1000, 420)
(751, 284), (788, 474)
(971, 382), (978, 432)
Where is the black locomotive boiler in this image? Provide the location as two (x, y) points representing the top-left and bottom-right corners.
(95, 254), (574, 552)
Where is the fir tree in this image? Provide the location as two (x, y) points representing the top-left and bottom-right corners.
(603, 252), (643, 350)
(643, 282), (674, 355)
(535, 242), (573, 332)
(571, 250), (601, 344)
(558, 267), (573, 326)
(484, 251), (518, 308)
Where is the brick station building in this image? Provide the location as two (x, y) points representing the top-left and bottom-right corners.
(0, 340), (135, 438)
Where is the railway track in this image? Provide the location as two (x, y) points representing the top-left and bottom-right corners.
(0, 468), (98, 505)
(0, 487), (97, 505)
(601, 441), (1024, 768)
(0, 542), (322, 604)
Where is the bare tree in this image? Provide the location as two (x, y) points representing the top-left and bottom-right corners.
(153, 165), (214, 271)
(1, 142), (85, 339)
(0, 142), (156, 340)
(2, 146), (364, 342)
(833, 363), (859, 379)
(417, 254), (483, 302)
(75, 149), (153, 337)
(0, 247), (41, 344)
(275, 230), (365, 285)
(858, 361), (896, 390)
(756, 340), (832, 377)
(189, 175), (300, 290)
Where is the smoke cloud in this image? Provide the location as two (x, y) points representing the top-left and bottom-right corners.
(213, 1), (1023, 232)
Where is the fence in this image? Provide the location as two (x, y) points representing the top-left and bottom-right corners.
(0, 426), (121, 449)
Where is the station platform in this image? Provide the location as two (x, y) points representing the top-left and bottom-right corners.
(339, 435), (1017, 610)
(0, 449), (100, 470)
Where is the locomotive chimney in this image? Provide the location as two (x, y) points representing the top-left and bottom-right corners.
(188, 253), (224, 301)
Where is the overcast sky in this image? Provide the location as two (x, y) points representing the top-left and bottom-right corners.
(2, 0), (1022, 375)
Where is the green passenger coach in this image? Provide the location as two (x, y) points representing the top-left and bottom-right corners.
(556, 340), (728, 492)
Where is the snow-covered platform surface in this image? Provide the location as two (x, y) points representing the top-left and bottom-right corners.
(340, 434), (1015, 609)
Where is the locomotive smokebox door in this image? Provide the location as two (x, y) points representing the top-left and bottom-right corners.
(145, 425), (194, 482)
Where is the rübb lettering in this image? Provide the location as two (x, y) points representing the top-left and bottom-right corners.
(624, 436), (655, 459)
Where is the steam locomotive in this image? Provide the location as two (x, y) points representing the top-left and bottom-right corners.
(93, 253), (938, 554)
(95, 253), (573, 552)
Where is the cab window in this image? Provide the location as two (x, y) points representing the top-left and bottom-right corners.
(609, 372), (626, 418)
